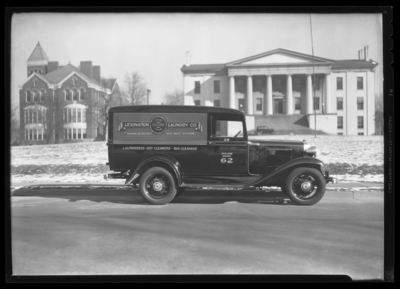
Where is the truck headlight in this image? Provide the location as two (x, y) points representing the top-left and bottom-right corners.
(304, 143), (317, 157)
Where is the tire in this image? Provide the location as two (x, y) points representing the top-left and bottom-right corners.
(174, 187), (186, 198)
(282, 167), (326, 206)
(139, 167), (177, 205)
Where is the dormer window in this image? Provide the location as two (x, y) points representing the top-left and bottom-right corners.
(72, 77), (77, 86)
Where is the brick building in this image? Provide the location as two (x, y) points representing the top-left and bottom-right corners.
(181, 47), (378, 135)
(19, 42), (117, 144)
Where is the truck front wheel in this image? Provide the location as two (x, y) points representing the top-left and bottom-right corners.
(139, 167), (177, 205)
(282, 167), (326, 206)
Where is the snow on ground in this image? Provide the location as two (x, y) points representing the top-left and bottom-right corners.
(250, 135), (384, 166)
(11, 135), (384, 184)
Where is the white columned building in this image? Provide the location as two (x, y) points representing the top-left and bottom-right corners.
(181, 47), (378, 135)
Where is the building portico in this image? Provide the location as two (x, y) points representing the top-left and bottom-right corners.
(181, 47), (378, 135)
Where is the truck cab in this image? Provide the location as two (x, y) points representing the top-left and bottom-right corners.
(106, 105), (336, 206)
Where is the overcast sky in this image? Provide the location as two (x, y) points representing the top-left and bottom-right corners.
(11, 13), (383, 108)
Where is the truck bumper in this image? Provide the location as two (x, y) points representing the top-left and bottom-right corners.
(324, 171), (338, 184)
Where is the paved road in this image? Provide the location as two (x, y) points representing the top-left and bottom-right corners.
(11, 188), (384, 280)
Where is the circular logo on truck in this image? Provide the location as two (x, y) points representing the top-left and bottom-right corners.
(150, 116), (167, 134)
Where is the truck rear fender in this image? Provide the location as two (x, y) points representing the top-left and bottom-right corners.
(125, 154), (183, 186)
(252, 157), (325, 187)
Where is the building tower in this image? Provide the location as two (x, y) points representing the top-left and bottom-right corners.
(26, 42), (49, 76)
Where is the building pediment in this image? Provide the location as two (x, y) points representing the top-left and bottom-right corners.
(226, 48), (334, 67)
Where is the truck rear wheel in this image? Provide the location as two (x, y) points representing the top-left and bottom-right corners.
(282, 167), (326, 206)
(139, 167), (177, 205)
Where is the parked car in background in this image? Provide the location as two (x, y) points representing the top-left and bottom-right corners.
(256, 125), (275, 135)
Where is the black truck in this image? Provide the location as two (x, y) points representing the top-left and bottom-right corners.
(106, 105), (336, 205)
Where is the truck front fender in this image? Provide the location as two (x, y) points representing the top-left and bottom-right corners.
(251, 157), (324, 187)
(125, 154), (183, 186)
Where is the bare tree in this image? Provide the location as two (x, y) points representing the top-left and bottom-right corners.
(11, 105), (20, 145)
(123, 71), (148, 105)
(164, 89), (184, 105)
(375, 93), (383, 135)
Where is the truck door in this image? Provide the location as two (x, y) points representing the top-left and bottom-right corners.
(207, 114), (248, 175)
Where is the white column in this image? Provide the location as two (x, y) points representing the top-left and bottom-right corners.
(325, 74), (332, 113)
(306, 74), (313, 114)
(265, 75), (273, 115)
(286, 75), (293, 115)
(229, 76), (235, 109)
(246, 76), (253, 115)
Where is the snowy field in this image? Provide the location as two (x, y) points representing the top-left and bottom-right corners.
(11, 135), (384, 184)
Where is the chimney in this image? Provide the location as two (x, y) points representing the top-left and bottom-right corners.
(358, 50), (362, 60)
(80, 61), (92, 78)
(47, 61), (59, 73)
(189, 54), (192, 66)
(364, 45), (369, 61)
(147, 89), (151, 105)
(92, 65), (101, 83)
(359, 49), (364, 60)
(186, 51), (190, 66)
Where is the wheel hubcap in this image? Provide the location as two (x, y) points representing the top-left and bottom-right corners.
(153, 182), (163, 191)
(292, 174), (317, 199)
(146, 175), (169, 199)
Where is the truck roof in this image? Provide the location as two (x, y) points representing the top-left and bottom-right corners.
(108, 105), (245, 115)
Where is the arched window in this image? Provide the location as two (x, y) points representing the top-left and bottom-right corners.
(40, 90), (46, 102)
(33, 78), (37, 86)
(72, 77), (77, 86)
(65, 89), (71, 101)
(26, 90), (31, 102)
(32, 91), (38, 102)
(79, 88), (85, 101)
(72, 89), (78, 101)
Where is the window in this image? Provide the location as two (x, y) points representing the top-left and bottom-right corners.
(294, 78), (301, 91)
(33, 78), (37, 86)
(214, 99), (220, 107)
(358, 132), (364, 135)
(358, 116), (364, 128)
(337, 133), (343, 135)
(26, 91), (31, 102)
(254, 79), (263, 92)
(83, 128), (87, 139)
(211, 116), (245, 139)
(337, 77), (343, 90)
(68, 129), (72, 140)
(274, 79), (281, 90)
(78, 109), (81, 122)
(64, 128), (68, 140)
(295, 98), (301, 110)
(38, 111), (42, 123)
(313, 97), (320, 110)
(32, 111), (37, 123)
(256, 98), (262, 111)
(82, 109), (86, 122)
(32, 91), (38, 102)
(73, 89), (78, 101)
(78, 128), (81, 139)
(29, 129), (33, 140)
(33, 129), (37, 140)
(357, 77), (363, 90)
(40, 90), (45, 102)
(194, 81), (200, 94)
(25, 129), (28, 140)
(357, 97), (364, 110)
(68, 109), (72, 123)
(72, 77), (77, 86)
(337, 116), (343, 129)
(214, 80), (220, 93)
(194, 100), (201, 106)
(337, 97), (343, 110)
(43, 129), (46, 140)
(73, 128), (77, 139)
(80, 89), (85, 100)
(236, 79), (245, 93)
(65, 89), (71, 101)
(73, 109), (76, 122)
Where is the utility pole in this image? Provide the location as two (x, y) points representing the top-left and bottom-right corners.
(310, 14), (317, 138)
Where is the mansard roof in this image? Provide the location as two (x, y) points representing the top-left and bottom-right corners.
(27, 42), (50, 62)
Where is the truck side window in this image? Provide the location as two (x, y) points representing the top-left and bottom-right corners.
(209, 115), (245, 140)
